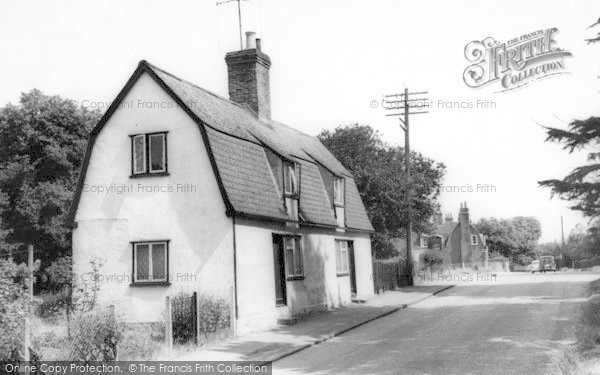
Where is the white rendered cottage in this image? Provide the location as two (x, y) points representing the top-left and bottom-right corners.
(68, 35), (375, 333)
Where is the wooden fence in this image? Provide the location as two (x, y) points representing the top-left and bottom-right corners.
(373, 258), (409, 293)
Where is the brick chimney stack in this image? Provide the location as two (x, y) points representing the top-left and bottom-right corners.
(444, 213), (453, 223)
(225, 31), (271, 120)
(459, 202), (471, 266)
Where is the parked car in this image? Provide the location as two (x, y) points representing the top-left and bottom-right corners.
(528, 260), (540, 273)
(540, 255), (556, 272)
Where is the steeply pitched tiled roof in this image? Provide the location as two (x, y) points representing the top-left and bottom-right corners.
(67, 61), (373, 232)
(435, 221), (458, 240)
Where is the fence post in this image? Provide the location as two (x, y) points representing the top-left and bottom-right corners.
(192, 292), (198, 345)
(165, 296), (173, 351)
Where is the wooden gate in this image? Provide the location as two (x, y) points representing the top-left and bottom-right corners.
(171, 292), (197, 344)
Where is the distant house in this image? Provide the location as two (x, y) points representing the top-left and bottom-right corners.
(395, 203), (488, 270)
(68, 33), (374, 333)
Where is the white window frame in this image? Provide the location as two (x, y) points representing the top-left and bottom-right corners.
(133, 241), (168, 283)
(284, 162), (299, 195)
(333, 177), (345, 206)
(335, 240), (350, 275)
(148, 133), (166, 173)
(284, 236), (303, 278)
(132, 134), (146, 175)
(131, 132), (167, 175)
(471, 235), (478, 245)
(420, 235), (429, 249)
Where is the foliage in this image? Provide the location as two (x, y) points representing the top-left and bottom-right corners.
(197, 294), (230, 335)
(0, 89), (100, 264)
(586, 17), (600, 44)
(318, 124), (445, 258)
(539, 116), (600, 221)
(69, 307), (120, 361)
(422, 250), (444, 269)
(475, 216), (541, 264)
(0, 258), (32, 359)
(44, 256), (72, 293)
(118, 323), (165, 360)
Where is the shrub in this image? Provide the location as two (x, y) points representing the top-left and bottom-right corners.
(197, 294), (231, 335)
(0, 258), (32, 360)
(118, 322), (165, 360)
(423, 250), (444, 270)
(69, 307), (120, 361)
(44, 256), (72, 294)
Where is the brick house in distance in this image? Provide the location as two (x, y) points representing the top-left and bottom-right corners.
(68, 33), (375, 333)
(398, 203), (488, 270)
(427, 203), (487, 269)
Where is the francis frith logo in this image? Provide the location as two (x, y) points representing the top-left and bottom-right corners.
(463, 28), (572, 92)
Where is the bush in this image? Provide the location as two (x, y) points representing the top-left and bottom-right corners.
(117, 322), (165, 360)
(423, 250), (444, 270)
(44, 256), (72, 293)
(69, 307), (120, 361)
(0, 258), (32, 360)
(197, 295), (231, 335)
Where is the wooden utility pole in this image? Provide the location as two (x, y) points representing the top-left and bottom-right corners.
(383, 88), (429, 286)
(24, 244), (33, 363)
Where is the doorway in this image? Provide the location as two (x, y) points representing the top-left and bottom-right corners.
(349, 241), (357, 295)
(272, 234), (287, 306)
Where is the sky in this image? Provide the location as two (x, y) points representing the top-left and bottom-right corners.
(1, 0), (600, 242)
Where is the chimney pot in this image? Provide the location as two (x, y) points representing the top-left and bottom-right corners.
(256, 38), (262, 51)
(245, 31), (256, 49)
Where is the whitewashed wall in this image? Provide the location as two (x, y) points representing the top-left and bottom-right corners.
(72, 73), (234, 322)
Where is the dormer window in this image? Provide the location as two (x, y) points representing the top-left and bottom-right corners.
(333, 177), (345, 206)
(284, 161), (299, 196)
(131, 132), (167, 176)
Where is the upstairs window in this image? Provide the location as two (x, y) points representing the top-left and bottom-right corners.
(471, 235), (478, 245)
(284, 161), (299, 196)
(333, 177), (345, 206)
(284, 236), (303, 278)
(133, 241), (169, 283)
(131, 132), (167, 176)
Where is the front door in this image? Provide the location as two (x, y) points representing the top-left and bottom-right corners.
(349, 241), (357, 295)
(272, 234), (287, 306)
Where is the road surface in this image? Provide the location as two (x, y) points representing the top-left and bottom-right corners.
(273, 273), (599, 375)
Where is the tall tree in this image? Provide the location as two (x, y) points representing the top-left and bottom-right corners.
(475, 216), (541, 264)
(586, 17), (600, 44)
(538, 118), (600, 218)
(318, 124), (445, 258)
(0, 89), (100, 263)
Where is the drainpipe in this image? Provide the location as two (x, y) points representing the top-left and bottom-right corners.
(232, 216), (239, 322)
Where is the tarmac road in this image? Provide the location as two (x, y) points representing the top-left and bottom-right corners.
(273, 273), (599, 375)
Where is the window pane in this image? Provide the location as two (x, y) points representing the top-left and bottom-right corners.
(294, 238), (303, 275)
(149, 134), (165, 172)
(284, 163), (298, 194)
(341, 249), (348, 273)
(133, 135), (145, 174)
(136, 244), (150, 280)
(152, 243), (166, 280)
(334, 178), (344, 205)
(286, 248), (294, 275)
(336, 243), (343, 273)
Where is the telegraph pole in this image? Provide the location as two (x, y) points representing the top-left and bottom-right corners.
(382, 88), (429, 286)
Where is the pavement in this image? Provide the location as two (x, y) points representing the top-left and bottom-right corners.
(274, 272), (600, 375)
(177, 285), (452, 363)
